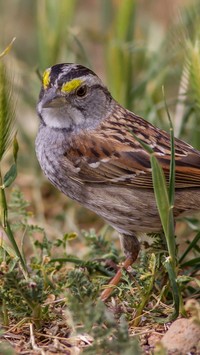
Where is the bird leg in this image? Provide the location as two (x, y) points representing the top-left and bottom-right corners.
(100, 234), (140, 301)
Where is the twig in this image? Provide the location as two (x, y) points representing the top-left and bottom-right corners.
(29, 323), (46, 355)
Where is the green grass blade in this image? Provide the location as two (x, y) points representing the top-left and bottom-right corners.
(162, 90), (176, 265)
(185, 39), (200, 149)
(164, 258), (180, 320)
(104, 0), (136, 108)
(163, 87), (175, 206)
(5, 220), (27, 273)
(179, 231), (200, 264)
(180, 257), (200, 268)
(130, 117), (179, 316)
(150, 154), (170, 238)
(0, 38), (16, 59)
(36, 0), (77, 68)
(115, 0), (136, 42)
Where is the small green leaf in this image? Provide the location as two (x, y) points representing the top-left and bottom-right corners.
(63, 232), (77, 241)
(177, 275), (193, 283)
(3, 163), (17, 188)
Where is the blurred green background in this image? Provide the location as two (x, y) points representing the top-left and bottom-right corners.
(1, 0), (200, 242)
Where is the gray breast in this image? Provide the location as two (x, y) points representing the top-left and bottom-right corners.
(35, 124), (81, 199)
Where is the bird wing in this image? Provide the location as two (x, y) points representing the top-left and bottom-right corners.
(62, 112), (200, 189)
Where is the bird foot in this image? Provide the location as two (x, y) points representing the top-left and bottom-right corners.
(100, 257), (134, 301)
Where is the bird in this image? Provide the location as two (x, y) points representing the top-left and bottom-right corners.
(36, 63), (200, 300)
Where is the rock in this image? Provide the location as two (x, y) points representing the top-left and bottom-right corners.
(161, 318), (200, 354)
(148, 333), (162, 348)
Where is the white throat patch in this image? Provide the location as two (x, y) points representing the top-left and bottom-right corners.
(40, 105), (84, 130)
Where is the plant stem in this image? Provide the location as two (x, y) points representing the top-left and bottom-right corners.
(0, 169), (28, 273)
(2, 299), (9, 326)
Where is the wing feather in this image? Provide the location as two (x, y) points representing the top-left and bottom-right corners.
(62, 111), (200, 189)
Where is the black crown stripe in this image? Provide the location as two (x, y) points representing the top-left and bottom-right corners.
(50, 64), (96, 85)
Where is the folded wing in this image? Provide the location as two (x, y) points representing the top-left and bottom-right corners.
(62, 112), (200, 189)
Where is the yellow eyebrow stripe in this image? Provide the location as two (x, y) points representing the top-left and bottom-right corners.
(61, 78), (82, 93)
(43, 68), (51, 89)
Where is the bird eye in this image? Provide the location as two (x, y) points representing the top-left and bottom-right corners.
(76, 85), (87, 97)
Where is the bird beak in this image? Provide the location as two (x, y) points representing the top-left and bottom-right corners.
(42, 88), (66, 108)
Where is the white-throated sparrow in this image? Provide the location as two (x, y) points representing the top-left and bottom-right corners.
(36, 63), (200, 300)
